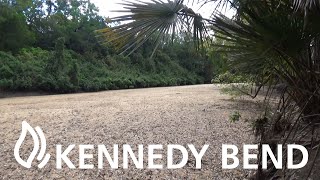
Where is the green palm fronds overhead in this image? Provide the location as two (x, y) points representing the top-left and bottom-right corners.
(97, 0), (208, 56)
(293, 0), (320, 12)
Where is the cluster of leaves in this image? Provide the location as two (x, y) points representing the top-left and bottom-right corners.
(211, 71), (251, 84)
(97, 0), (208, 56)
(220, 83), (252, 99)
(229, 111), (241, 122)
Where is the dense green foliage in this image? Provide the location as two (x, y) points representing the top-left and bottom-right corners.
(0, 0), (223, 93)
(0, 46), (205, 93)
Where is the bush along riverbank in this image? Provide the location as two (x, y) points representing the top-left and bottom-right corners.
(0, 46), (207, 93)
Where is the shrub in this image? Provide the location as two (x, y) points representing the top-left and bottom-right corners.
(229, 111), (241, 122)
(0, 79), (13, 90)
(212, 71), (250, 84)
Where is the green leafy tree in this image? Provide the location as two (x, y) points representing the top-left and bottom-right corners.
(47, 37), (66, 76)
(0, 4), (34, 52)
(69, 60), (79, 89)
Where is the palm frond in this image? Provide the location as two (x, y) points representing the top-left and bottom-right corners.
(212, 0), (320, 104)
(96, 0), (208, 56)
(292, 0), (320, 30)
(293, 0), (320, 12)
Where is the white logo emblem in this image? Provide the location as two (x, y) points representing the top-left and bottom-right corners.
(14, 121), (50, 168)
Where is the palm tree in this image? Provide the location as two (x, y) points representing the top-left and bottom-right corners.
(99, 0), (320, 178)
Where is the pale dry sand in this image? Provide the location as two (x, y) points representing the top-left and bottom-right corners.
(0, 84), (257, 179)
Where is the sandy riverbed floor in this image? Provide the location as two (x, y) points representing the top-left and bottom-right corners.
(0, 84), (259, 179)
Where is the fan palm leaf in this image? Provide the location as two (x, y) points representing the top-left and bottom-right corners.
(293, 0), (320, 12)
(212, 0), (320, 112)
(292, 0), (320, 30)
(96, 0), (208, 56)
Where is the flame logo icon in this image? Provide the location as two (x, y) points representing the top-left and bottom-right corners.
(14, 121), (50, 168)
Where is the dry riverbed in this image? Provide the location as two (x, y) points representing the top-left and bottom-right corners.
(0, 84), (258, 179)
